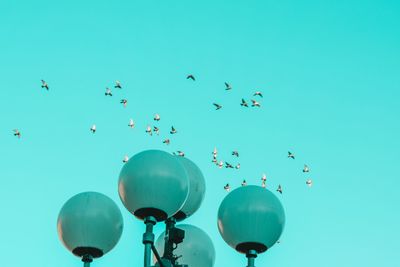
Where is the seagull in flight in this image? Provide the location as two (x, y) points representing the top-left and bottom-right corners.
(213, 103), (222, 110)
(225, 162), (234, 169)
(306, 179), (313, 187)
(153, 126), (160, 135)
(90, 124), (96, 133)
(173, 151), (185, 157)
(120, 99), (128, 107)
(251, 99), (261, 107)
(232, 151), (239, 157)
(128, 119), (134, 128)
(217, 161), (224, 168)
(154, 114), (160, 121)
(163, 139), (170, 145)
(212, 147), (218, 156)
(261, 173), (267, 182)
(41, 80), (49, 90)
(13, 129), (21, 138)
(114, 80), (122, 89)
(105, 87), (112, 96)
(235, 163), (241, 169)
(212, 157), (217, 164)
(253, 91), (263, 98)
(123, 155), (129, 163)
(276, 184), (283, 194)
(288, 151), (295, 159)
(262, 180), (266, 188)
(146, 125), (152, 136)
(187, 74), (195, 81)
(224, 183), (230, 192)
(170, 126), (177, 134)
(240, 99), (249, 107)
(225, 82), (232, 90)
(241, 180), (247, 186)
(303, 164), (310, 173)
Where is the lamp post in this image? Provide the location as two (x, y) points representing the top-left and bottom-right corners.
(217, 185), (286, 266)
(56, 149), (286, 267)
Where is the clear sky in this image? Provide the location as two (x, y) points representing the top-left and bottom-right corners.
(1, 0), (399, 266)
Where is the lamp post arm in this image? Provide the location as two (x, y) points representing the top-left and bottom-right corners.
(246, 250), (257, 267)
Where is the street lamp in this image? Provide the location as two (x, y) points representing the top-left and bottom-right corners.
(57, 192), (123, 266)
(217, 185), (285, 267)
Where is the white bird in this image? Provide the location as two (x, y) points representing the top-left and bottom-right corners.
(217, 161), (224, 168)
(225, 82), (232, 90)
(288, 151), (295, 159)
(105, 87), (112, 96)
(303, 164), (310, 173)
(123, 155), (129, 163)
(153, 126), (160, 135)
(235, 163), (241, 169)
(90, 124), (96, 133)
(251, 99), (261, 107)
(13, 129), (21, 138)
(241, 180), (247, 186)
(174, 151), (185, 157)
(261, 173), (267, 181)
(154, 114), (161, 121)
(146, 125), (152, 136)
(211, 157), (217, 164)
(120, 99), (128, 107)
(115, 80), (122, 89)
(213, 147), (218, 156)
(306, 179), (313, 187)
(41, 80), (49, 90)
(163, 139), (170, 145)
(224, 183), (230, 192)
(253, 91), (263, 98)
(170, 126), (177, 134)
(128, 119), (134, 128)
(276, 184), (283, 194)
(262, 180), (266, 188)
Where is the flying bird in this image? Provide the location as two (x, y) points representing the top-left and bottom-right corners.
(41, 80), (49, 90)
(253, 91), (263, 97)
(90, 124), (96, 133)
(276, 184), (283, 194)
(235, 163), (241, 169)
(288, 151), (295, 159)
(13, 129), (21, 138)
(225, 162), (234, 169)
(232, 151), (239, 157)
(105, 87), (112, 96)
(128, 119), (134, 128)
(213, 103), (222, 110)
(120, 99), (128, 107)
(303, 164), (310, 173)
(240, 99), (249, 107)
(241, 180), (247, 186)
(154, 114), (160, 121)
(306, 179), (313, 187)
(153, 126), (160, 135)
(174, 151), (185, 157)
(225, 82), (232, 90)
(213, 147), (218, 156)
(261, 173), (267, 181)
(146, 125), (152, 136)
(211, 157), (217, 164)
(251, 99), (261, 107)
(123, 155), (129, 163)
(262, 180), (266, 188)
(170, 126), (177, 134)
(163, 139), (170, 145)
(224, 183), (230, 192)
(217, 161), (224, 168)
(186, 74), (195, 81)
(114, 80), (122, 89)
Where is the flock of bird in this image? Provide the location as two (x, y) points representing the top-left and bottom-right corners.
(13, 75), (314, 196)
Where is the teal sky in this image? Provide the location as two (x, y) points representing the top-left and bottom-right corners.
(1, 1), (399, 266)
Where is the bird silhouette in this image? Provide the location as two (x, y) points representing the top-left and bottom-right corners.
(90, 124), (96, 133)
(41, 80), (49, 90)
(303, 164), (310, 172)
(128, 119), (134, 128)
(241, 180), (247, 186)
(276, 184), (283, 194)
(262, 180), (266, 188)
(224, 183), (230, 192)
(154, 114), (160, 121)
(170, 126), (177, 134)
(187, 74), (195, 81)
(253, 91), (263, 97)
(232, 151), (239, 157)
(225, 82), (232, 90)
(13, 129), (21, 138)
(120, 99), (128, 107)
(114, 80), (122, 89)
(235, 163), (241, 169)
(251, 99), (261, 107)
(163, 139), (170, 145)
(240, 99), (249, 107)
(306, 179), (313, 187)
(213, 103), (222, 110)
(153, 126), (160, 135)
(146, 125), (152, 136)
(288, 151), (295, 159)
(105, 87), (112, 96)
(225, 162), (234, 169)
(174, 151), (185, 157)
(217, 161), (224, 168)
(123, 155), (129, 163)
(261, 173), (267, 182)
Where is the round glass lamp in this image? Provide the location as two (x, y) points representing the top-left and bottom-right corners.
(57, 191), (123, 259)
(217, 185), (285, 254)
(172, 157), (206, 221)
(118, 150), (189, 221)
(155, 224), (215, 267)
